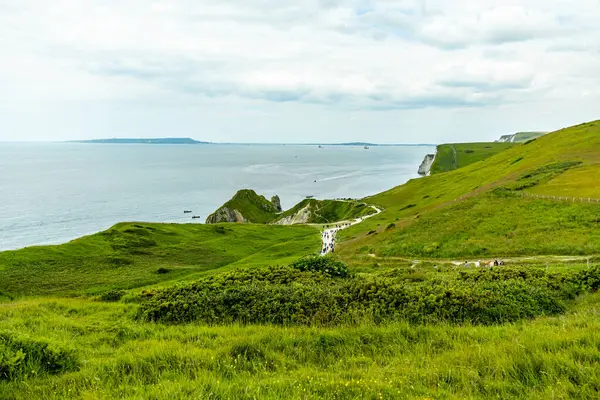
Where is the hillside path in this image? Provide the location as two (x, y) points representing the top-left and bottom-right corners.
(320, 206), (381, 255)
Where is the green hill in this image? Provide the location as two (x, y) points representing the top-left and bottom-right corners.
(430, 142), (516, 174)
(0, 222), (319, 297)
(206, 189), (280, 223)
(338, 120), (600, 260)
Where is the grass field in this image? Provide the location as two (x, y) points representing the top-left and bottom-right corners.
(430, 142), (516, 174)
(1, 262), (599, 399)
(1, 120), (600, 399)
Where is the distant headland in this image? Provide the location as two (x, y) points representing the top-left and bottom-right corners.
(71, 138), (209, 145)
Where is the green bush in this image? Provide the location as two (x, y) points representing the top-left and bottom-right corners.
(136, 265), (597, 327)
(576, 266), (600, 292)
(0, 333), (78, 381)
(290, 256), (350, 278)
(100, 290), (126, 302)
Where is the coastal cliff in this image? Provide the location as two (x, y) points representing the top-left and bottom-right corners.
(418, 154), (435, 176)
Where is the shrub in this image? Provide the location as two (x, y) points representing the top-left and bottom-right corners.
(100, 290), (126, 302)
(136, 265), (588, 327)
(156, 268), (171, 275)
(400, 204), (417, 211)
(290, 256), (349, 278)
(576, 265), (600, 292)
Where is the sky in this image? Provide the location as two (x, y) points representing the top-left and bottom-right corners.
(1, 0), (599, 144)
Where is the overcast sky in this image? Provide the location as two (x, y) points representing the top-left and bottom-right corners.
(1, 0), (599, 143)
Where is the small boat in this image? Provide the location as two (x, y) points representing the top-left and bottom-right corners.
(184, 210), (192, 214)
(192, 215), (201, 219)
(364, 145), (370, 150)
(318, 145), (323, 148)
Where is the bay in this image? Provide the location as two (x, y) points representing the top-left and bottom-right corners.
(0, 143), (434, 250)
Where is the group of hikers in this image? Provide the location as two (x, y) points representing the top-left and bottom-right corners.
(464, 260), (506, 268)
(320, 223), (353, 255)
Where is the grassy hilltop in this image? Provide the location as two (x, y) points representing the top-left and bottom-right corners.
(1, 120), (600, 399)
(430, 142), (516, 174)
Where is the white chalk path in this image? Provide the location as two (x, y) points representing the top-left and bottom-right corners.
(320, 205), (381, 256)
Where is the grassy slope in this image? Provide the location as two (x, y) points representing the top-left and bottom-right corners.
(207, 189), (279, 223)
(430, 142), (516, 174)
(0, 223), (319, 298)
(530, 164), (600, 198)
(374, 194), (600, 258)
(338, 120), (600, 259)
(275, 199), (376, 224)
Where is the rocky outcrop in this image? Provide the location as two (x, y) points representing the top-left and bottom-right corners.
(205, 207), (247, 224)
(271, 195), (282, 212)
(418, 154), (435, 176)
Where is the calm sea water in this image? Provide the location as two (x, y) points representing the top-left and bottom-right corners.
(0, 143), (434, 251)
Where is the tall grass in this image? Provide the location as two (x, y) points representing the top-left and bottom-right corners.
(0, 294), (599, 399)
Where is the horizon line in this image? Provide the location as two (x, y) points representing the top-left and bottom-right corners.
(0, 140), (438, 146)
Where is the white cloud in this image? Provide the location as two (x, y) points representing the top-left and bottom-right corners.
(0, 0), (599, 142)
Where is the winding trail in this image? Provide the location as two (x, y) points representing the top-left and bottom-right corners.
(320, 205), (381, 255)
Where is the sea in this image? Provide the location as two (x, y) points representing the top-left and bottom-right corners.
(0, 143), (435, 251)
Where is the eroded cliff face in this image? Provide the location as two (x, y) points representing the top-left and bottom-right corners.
(274, 203), (313, 225)
(205, 207), (248, 223)
(418, 154), (435, 176)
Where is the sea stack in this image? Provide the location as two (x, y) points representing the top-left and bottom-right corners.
(271, 195), (282, 212)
